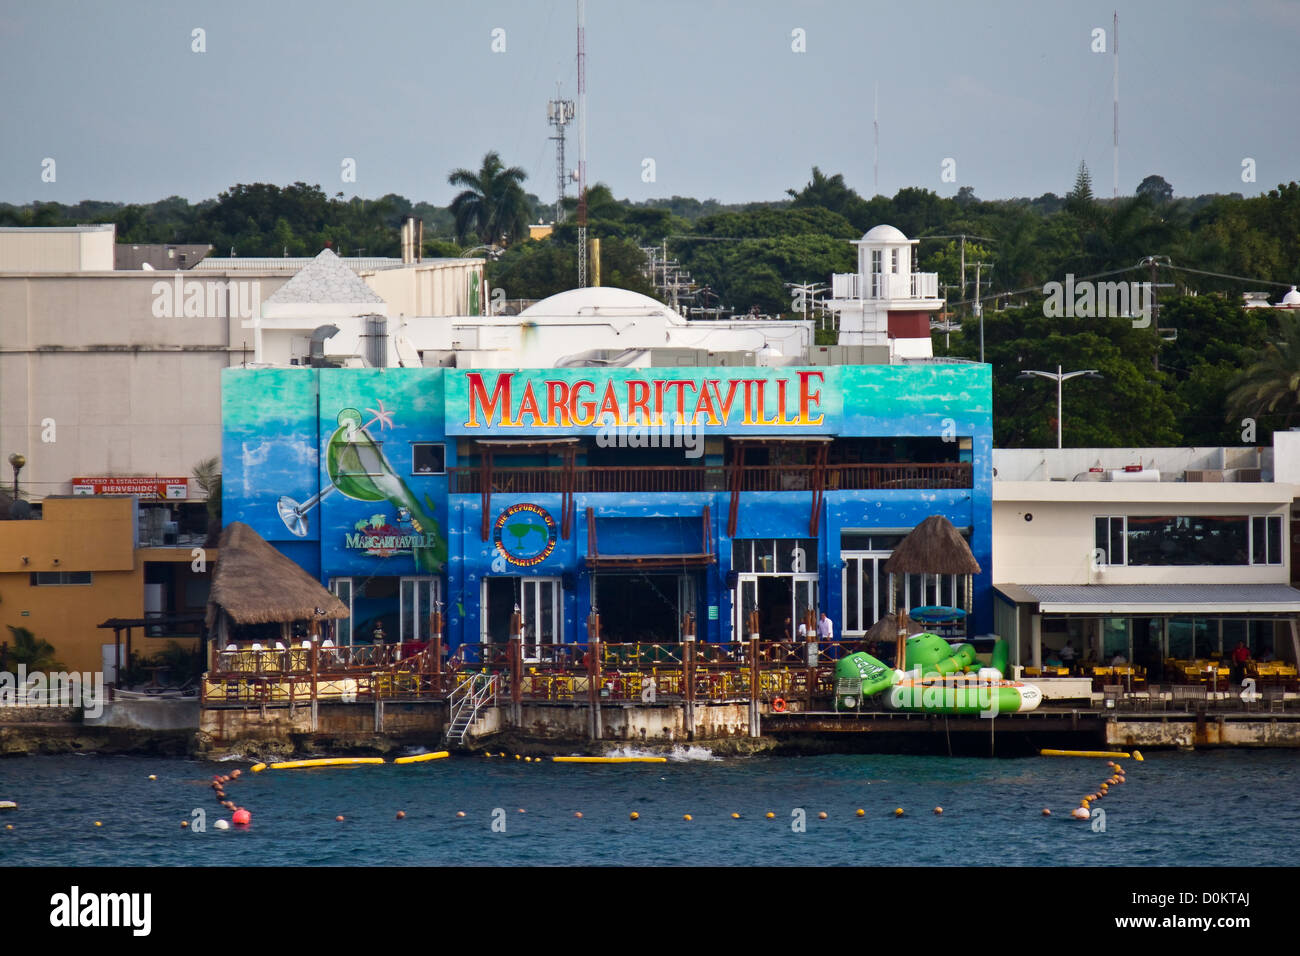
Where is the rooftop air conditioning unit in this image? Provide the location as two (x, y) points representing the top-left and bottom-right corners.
(1184, 470), (1224, 482)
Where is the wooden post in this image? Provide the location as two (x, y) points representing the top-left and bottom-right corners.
(509, 608), (522, 728)
(683, 612), (696, 738)
(309, 638), (319, 732)
(892, 573), (907, 673)
(749, 629), (761, 738)
(431, 607), (443, 696)
(587, 610), (602, 740)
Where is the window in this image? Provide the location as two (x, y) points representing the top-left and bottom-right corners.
(1094, 516), (1125, 566)
(732, 539), (818, 574)
(30, 571), (92, 585)
(871, 250), (882, 274)
(1094, 515), (1282, 566)
(411, 442), (446, 475)
(1251, 515), (1284, 565)
(890, 248), (900, 273)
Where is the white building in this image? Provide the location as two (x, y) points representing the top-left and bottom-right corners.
(827, 224), (943, 360)
(991, 437), (1300, 676)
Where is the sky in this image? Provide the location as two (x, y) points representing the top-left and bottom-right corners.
(1, 0), (1298, 209)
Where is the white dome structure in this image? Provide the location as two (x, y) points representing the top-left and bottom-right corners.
(1281, 286), (1300, 307)
(520, 286), (685, 325)
(859, 224), (909, 244)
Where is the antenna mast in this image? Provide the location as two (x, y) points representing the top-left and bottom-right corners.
(1113, 10), (1119, 201)
(873, 82), (879, 196)
(547, 86), (575, 223)
(576, 0), (588, 287)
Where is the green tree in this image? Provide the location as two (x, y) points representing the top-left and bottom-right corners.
(192, 457), (222, 541)
(1136, 175), (1173, 203)
(1226, 310), (1300, 434)
(2, 626), (64, 671)
(447, 152), (531, 247)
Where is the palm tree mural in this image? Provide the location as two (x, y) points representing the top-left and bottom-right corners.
(447, 152), (531, 247)
(1226, 311), (1300, 430)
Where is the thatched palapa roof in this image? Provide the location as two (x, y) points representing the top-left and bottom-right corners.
(864, 611), (916, 644)
(206, 522), (348, 629)
(883, 515), (981, 576)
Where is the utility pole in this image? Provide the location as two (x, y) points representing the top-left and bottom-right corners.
(971, 262), (990, 363)
(576, 0), (588, 287)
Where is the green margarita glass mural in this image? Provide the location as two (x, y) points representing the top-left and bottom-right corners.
(277, 402), (447, 571)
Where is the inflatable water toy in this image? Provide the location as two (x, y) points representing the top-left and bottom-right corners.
(1040, 750), (1130, 758)
(267, 757), (385, 770)
(834, 634), (1041, 713)
(552, 756), (667, 764)
(394, 751), (450, 764)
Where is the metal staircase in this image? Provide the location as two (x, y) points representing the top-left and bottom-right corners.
(445, 673), (498, 745)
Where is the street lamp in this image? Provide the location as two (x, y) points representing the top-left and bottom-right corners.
(7, 453), (25, 500)
(1016, 366), (1103, 449)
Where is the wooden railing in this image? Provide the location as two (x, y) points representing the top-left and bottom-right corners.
(449, 462), (971, 495)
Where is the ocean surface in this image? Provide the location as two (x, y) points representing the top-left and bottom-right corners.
(0, 749), (1295, 866)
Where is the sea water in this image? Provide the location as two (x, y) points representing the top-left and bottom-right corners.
(0, 750), (1294, 866)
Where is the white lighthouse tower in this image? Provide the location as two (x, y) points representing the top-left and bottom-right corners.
(828, 224), (943, 360)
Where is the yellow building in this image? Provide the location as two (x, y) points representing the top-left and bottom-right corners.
(0, 496), (213, 676)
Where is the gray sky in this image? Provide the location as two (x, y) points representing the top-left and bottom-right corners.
(2, 0), (1298, 208)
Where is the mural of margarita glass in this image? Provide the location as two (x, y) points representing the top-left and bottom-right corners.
(277, 404), (446, 571)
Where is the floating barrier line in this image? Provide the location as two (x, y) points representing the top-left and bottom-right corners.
(394, 751), (450, 765)
(552, 756), (668, 764)
(266, 757), (386, 770)
(1040, 749), (1130, 758)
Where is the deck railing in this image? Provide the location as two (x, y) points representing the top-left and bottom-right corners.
(449, 462), (971, 495)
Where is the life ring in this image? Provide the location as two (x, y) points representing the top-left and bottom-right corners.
(771, 697), (788, 713)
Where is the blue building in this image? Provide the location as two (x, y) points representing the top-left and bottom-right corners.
(222, 359), (992, 656)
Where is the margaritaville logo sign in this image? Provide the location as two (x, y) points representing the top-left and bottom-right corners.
(462, 370), (827, 430)
(344, 514), (439, 557)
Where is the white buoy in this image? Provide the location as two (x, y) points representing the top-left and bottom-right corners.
(0, 801), (17, 811)
(1071, 807), (1090, 820)
(214, 819), (230, 830)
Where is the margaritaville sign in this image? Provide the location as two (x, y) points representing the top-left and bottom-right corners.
(451, 368), (839, 434)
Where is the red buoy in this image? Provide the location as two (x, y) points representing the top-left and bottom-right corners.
(232, 808), (251, 826)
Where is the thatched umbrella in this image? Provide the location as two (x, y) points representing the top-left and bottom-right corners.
(883, 516), (981, 669)
(206, 522), (348, 646)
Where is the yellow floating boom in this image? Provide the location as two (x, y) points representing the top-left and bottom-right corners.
(552, 756), (668, 764)
(394, 751), (450, 765)
(1040, 749), (1131, 759)
(267, 757), (386, 770)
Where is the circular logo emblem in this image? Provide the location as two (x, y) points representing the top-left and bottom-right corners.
(493, 504), (557, 567)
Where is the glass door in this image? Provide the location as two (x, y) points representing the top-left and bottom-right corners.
(329, 578), (353, 645)
(521, 577), (561, 661)
(734, 574), (759, 641)
(399, 577), (441, 645)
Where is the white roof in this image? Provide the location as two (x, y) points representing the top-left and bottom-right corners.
(519, 286), (686, 325)
(264, 248), (385, 306)
(858, 224), (910, 244)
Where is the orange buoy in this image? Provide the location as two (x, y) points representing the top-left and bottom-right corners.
(818, 812), (828, 820)
(683, 814), (692, 821)
(1071, 807), (1090, 820)
(856, 809), (865, 817)
(765, 812), (775, 820)
(456, 811), (466, 818)
(933, 807), (943, 815)
(396, 811), (406, 820)
(1042, 809), (1052, 816)
(335, 815), (345, 822)
(894, 808), (904, 817)
(629, 812), (639, 820)
(574, 812), (583, 818)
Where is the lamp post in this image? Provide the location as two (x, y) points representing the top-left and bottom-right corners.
(8, 453), (25, 500)
(1016, 366), (1103, 449)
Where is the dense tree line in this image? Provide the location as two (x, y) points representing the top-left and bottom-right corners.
(6, 157), (1300, 448)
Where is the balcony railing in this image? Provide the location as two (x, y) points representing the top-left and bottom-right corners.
(832, 271), (939, 300)
(450, 462), (971, 494)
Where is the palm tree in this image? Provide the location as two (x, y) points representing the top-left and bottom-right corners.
(192, 456), (222, 544)
(1226, 311), (1300, 428)
(3, 626), (64, 671)
(447, 152), (531, 247)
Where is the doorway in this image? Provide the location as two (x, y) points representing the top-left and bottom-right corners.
(594, 572), (699, 643)
(481, 576), (562, 661)
(734, 573), (818, 641)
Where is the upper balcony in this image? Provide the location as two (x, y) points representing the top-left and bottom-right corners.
(832, 271), (939, 301)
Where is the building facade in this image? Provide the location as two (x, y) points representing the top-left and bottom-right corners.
(221, 362), (993, 654)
